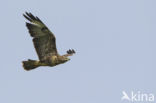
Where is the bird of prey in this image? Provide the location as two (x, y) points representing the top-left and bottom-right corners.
(22, 12), (75, 71)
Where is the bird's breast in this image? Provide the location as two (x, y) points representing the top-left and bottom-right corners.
(50, 56), (59, 66)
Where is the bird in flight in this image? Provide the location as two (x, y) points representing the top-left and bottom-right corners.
(22, 12), (75, 71)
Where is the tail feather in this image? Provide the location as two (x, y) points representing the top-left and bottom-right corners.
(22, 59), (39, 71)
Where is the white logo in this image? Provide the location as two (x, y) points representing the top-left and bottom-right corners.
(121, 91), (154, 102)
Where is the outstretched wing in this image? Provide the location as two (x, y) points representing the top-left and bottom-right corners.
(23, 12), (58, 62)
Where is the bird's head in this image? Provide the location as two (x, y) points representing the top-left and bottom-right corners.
(63, 57), (70, 62)
(58, 56), (70, 64)
(60, 49), (75, 64)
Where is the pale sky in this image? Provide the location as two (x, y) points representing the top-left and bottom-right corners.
(0, 0), (155, 103)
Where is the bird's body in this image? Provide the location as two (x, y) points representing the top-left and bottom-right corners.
(22, 12), (75, 71)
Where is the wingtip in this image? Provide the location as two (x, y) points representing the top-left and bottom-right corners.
(67, 49), (76, 54)
(23, 14), (32, 22)
(23, 11), (44, 24)
(25, 11), (29, 16)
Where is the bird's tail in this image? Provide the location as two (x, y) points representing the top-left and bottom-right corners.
(22, 59), (40, 71)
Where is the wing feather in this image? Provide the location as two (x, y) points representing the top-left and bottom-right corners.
(23, 12), (58, 62)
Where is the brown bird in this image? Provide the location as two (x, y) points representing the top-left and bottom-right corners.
(22, 12), (75, 71)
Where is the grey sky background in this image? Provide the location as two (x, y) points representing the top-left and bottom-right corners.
(0, 0), (155, 103)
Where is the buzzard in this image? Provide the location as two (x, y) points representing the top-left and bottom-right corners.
(22, 12), (75, 71)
